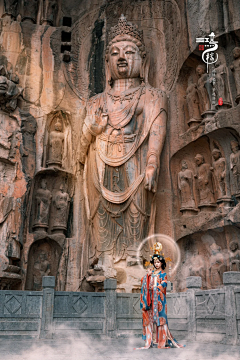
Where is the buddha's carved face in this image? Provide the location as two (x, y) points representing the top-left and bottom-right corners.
(55, 121), (62, 132)
(41, 179), (47, 190)
(108, 41), (142, 80)
(230, 242), (238, 252)
(231, 142), (239, 154)
(195, 155), (203, 166)
(233, 47), (240, 59)
(196, 66), (205, 76)
(181, 160), (188, 170)
(212, 150), (221, 160)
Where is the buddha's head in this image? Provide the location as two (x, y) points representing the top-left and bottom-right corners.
(196, 64), (206, 77)
(212, 148), (221, 161)
(54, 119), (62, 132)
(233, 47), (240, 59)
(231, 140), (239, 154)
(181, 160), (188, 170)
(195, 154), (204, 166)
(41, 179), (47, 190)
(105, 15), (147, 85)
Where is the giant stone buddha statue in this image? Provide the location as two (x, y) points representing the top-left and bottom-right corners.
(79, 15), (167, 277)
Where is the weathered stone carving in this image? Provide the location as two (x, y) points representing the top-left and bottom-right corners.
(209, 243), (225, 288)
(0, 64), (23, 113)
(52, 184), (70, 234)
(33, 250), (51, 291)
(189, 249), (206, 288)
(37, 0), (60, 26)
(178, 160), (198, 216)
(196, 64), (210, 113)
(47, 118), (64, 168)
(79, 15), (167, 284)
(185, 80), (202, 127)
(33, 179), (52, 232)
(230, 140), (240, 197)
(230, 47), (240, 104)
(229, 240), (240, 271)
(211, 148), (227, 200)
(194, 154), (216, 211)
(215, 61), (231, 109)
(20, 0), (39, 23)
(20, 110), (37, 180)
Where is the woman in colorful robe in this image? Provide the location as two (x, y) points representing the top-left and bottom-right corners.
(140, 254), (184, 349)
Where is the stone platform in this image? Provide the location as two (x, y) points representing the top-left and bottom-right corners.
(1, 338), (240, 360)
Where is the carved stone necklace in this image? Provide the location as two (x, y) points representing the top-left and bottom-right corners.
(107, 85), (142, 104)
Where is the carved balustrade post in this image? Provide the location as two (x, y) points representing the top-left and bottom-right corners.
(104, 278), (117, 338)
(186, 276), (202, 341)
(223, 272), (240, 345)
(40, 276), (55, 339)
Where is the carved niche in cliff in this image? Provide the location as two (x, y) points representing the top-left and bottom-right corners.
(30, 170), (74, 237)
(43, 111), (73, 172)
(25, 239), (62, 291)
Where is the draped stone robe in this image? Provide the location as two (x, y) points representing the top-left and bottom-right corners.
(82, 84), (167, 264)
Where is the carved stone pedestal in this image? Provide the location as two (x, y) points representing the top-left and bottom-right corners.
(46, 160), (62, 168)
(187, 118), (202, 128)
(217, 197), (232, 208)
(51, 227), (66, 235)
(180, 207), (198, 216)
(33, 225), (48, 233)
(201, 109), (216, 121)
(235, 94), (240, 104)
(198, 204), (217, 212)
(233, 192), (240, 201)
(216, 102), (232, 111)
(86, 267), (105, 292)
(0, 268), (21, 290)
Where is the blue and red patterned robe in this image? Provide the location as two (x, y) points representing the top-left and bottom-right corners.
(139, 270), (184, 349)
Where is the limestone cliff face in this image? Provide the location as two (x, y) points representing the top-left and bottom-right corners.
(0, 0), (240, 292)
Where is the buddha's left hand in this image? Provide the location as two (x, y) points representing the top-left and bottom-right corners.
(145, 165), (157, 192)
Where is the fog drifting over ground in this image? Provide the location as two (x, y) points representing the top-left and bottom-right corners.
(1, 333), (240, 360)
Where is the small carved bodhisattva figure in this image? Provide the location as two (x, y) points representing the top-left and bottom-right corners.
(189, 248), (206, 288)
(215, 61), (231, 108)
(211, 148), (227, 199)
(79, 15), (167, 272)
(230, 47), (240, 103)
(229, 240), (240, 272)
(185, 80), (202, 127)
(52, 184), (70, 233)
(194, 154), (216, 210)
(178, 160), (197, 215)
(230, 140), (240, 196)
(209, 243), (225, 289)
(33, 250), (50, 290)
(196, 64), (210, 113)
(47, 119), (64, 168)
(33, 179), (52, 231)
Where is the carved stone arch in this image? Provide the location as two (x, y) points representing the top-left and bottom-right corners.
(25, 238), (62, 290)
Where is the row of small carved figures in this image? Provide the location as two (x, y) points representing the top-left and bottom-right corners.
(178, 146), (240, 211)
(186, 49), (240, 126)
(33, 179), (70, 230)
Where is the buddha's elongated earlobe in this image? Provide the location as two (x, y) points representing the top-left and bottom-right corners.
(105, 57), (112, 91)
(140, 53), (150, 84)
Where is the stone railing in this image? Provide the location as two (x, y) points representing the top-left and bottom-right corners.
(0, 272), (239, 344)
